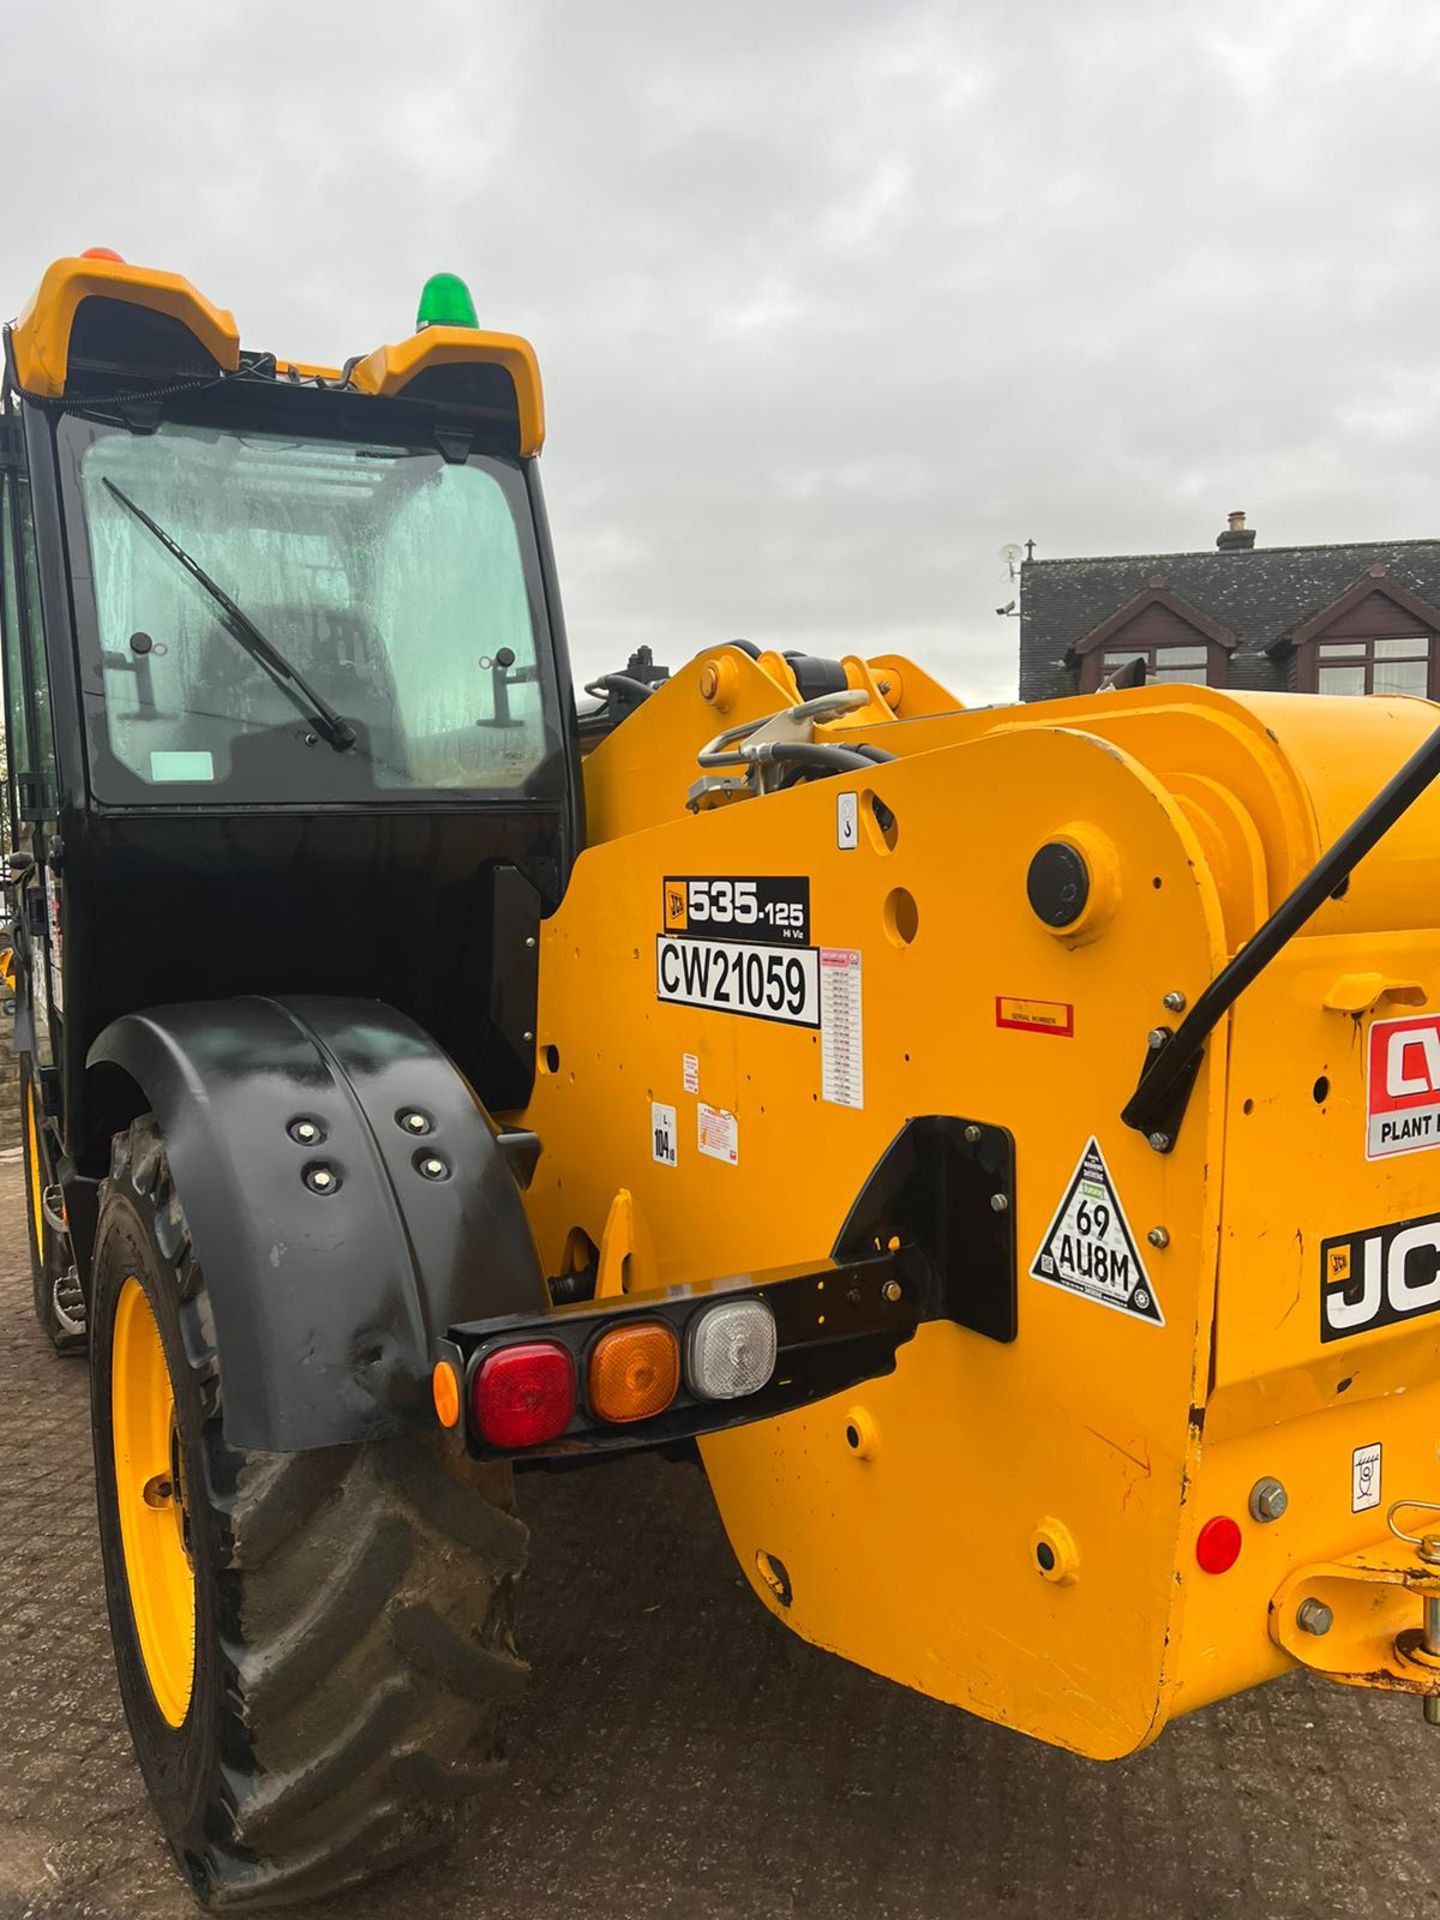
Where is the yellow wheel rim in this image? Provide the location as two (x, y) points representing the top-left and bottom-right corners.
(111, 1276), (197, 1727)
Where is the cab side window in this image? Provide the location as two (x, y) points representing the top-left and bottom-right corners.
(15, 477), (57, 808)
(0, 474), (32, 822)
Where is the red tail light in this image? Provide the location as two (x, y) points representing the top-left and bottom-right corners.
(471, 1341), (576, 1449)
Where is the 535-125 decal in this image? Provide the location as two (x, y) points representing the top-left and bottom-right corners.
(663, 876), (809, 945)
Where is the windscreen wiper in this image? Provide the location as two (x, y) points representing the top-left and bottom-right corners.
(101, 480), (356, 753)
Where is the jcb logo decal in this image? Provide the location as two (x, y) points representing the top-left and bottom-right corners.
(664, 884), (688, 932)
(1321, 1211), (1440, 1341)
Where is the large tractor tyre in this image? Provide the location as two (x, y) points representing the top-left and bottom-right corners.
(89, 1115), (530, 1912)
(21, 1058), (86, 1354)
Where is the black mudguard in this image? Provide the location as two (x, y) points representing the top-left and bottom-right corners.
(87, 995), (548, 1452)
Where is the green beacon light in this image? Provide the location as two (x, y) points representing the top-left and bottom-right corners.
(416, 272), (478, 331)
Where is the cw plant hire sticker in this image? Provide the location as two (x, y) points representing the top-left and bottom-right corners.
(1030, 1137), (1162, 1325)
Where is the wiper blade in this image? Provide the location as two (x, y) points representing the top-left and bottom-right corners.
(101, 480), (356, 753)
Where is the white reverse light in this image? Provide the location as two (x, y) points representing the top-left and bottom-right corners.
(686, 1298), (778, 1402)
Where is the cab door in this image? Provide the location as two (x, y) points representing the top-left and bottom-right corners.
(0, 410), (63, 1090)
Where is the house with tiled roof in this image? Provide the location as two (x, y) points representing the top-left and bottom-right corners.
(1018, 512), (1440, 705)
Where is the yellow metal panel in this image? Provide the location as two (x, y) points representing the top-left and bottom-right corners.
(521, 720), (1230, 1756)
(11, 257), (239, 398)
(523, 675), (1440, 1754)
(348, 327), (545, 454)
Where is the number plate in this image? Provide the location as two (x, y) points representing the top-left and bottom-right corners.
(656, 935), (820, 1027)
(662, 876), (810, 945)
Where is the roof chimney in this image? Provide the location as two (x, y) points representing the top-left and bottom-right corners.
(1216, 508), (1256, 552)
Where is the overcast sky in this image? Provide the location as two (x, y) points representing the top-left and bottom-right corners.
(8, 0), (1440, 703)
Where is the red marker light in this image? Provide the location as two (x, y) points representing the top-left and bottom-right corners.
(1195, 1515), (1242, 1574)
(471, 1341), (575, 1449)
(80, 247), (126, 263)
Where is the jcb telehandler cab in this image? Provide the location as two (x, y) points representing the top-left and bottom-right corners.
(9, 251), (1440, 1910)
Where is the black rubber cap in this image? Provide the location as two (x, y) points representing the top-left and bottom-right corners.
(1026, 841), (1090, 928)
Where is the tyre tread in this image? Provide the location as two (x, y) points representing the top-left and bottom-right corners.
(92, 1116), (527, 1913)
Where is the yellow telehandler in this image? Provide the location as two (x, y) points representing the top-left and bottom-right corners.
(6, 249), (1440, 1908)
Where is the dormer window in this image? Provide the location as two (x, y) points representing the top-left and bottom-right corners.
(1098, 643), (1208, 687)
(1066, 579), (1235, 693)
(1282, 568), (1440, 699)
(1313, 635), (1431, 698)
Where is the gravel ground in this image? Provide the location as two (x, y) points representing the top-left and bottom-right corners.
(2, 1158), (1438, 1920)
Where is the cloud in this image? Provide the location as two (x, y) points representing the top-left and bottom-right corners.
(11, 0), (1440, 706)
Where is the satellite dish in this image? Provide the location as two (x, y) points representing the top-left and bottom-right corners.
(999, 542), (1023, 568)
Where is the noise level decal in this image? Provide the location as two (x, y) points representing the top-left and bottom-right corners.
(651, 1102), (677, 1168)
(1030, 1137), (1162, 1326)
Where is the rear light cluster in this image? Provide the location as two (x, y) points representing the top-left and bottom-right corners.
(467, 1297), (777, 1450)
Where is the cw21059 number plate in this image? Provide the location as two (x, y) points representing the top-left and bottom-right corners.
(656, 935), (820, 1027)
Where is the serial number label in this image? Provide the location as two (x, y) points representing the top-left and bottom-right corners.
(656, 936), (820, 1027)
(662, 876), (809, 945)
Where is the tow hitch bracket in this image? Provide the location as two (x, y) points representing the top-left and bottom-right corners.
(1270, 1501), (1440, 1722)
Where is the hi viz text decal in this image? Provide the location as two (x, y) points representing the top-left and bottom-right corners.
(1030, 1138), (1162, 1325)
(1367, 1012), (1440, 1160)
(1321, 1210), (1440, 1341)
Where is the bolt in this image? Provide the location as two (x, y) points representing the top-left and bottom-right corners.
(400, 1111), (430, 1134)
(288, 1118), (321, 1145)
(699, 663), (720, 701)
(1148, 1226), (1170, 1250)
(304, 1165), (338, 1194)
(1421, 1534), (1440, 1567)
(1163, 991), (1188, 1013)
(1296, 1598), (1333, 1636)
(525, 935), (536, 949)
(882, 1280), (902, 1304)
(1249, 1477), (1289, 1523)
(990, 1192), (1009, 1213)
(523, 1029), (535, 1043)
(1147, 1132), (1172, 1154)
(1147, 1028), (1168, 1051)
(964, 1124), (982, 1144)
(418, 1156), (449, 1181)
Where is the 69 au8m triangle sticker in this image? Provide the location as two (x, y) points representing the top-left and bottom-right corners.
(1029, 1137), (1163, 1326)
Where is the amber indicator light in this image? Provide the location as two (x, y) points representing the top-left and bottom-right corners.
(431, 1360), (462, 1430)
(589, 1321), (680, 1424)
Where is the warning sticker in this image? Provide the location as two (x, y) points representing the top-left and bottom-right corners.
(1352, 1442), (1381, 1513)
(652, 1101), (677, 1168)
(1367, 1012), (1440, 1160)
(1030, 1138), (1162, 1325)
(820, 948), (863, 1108)
(697, 1102), (738, 1165)
(683, 1053), (700, 1095)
